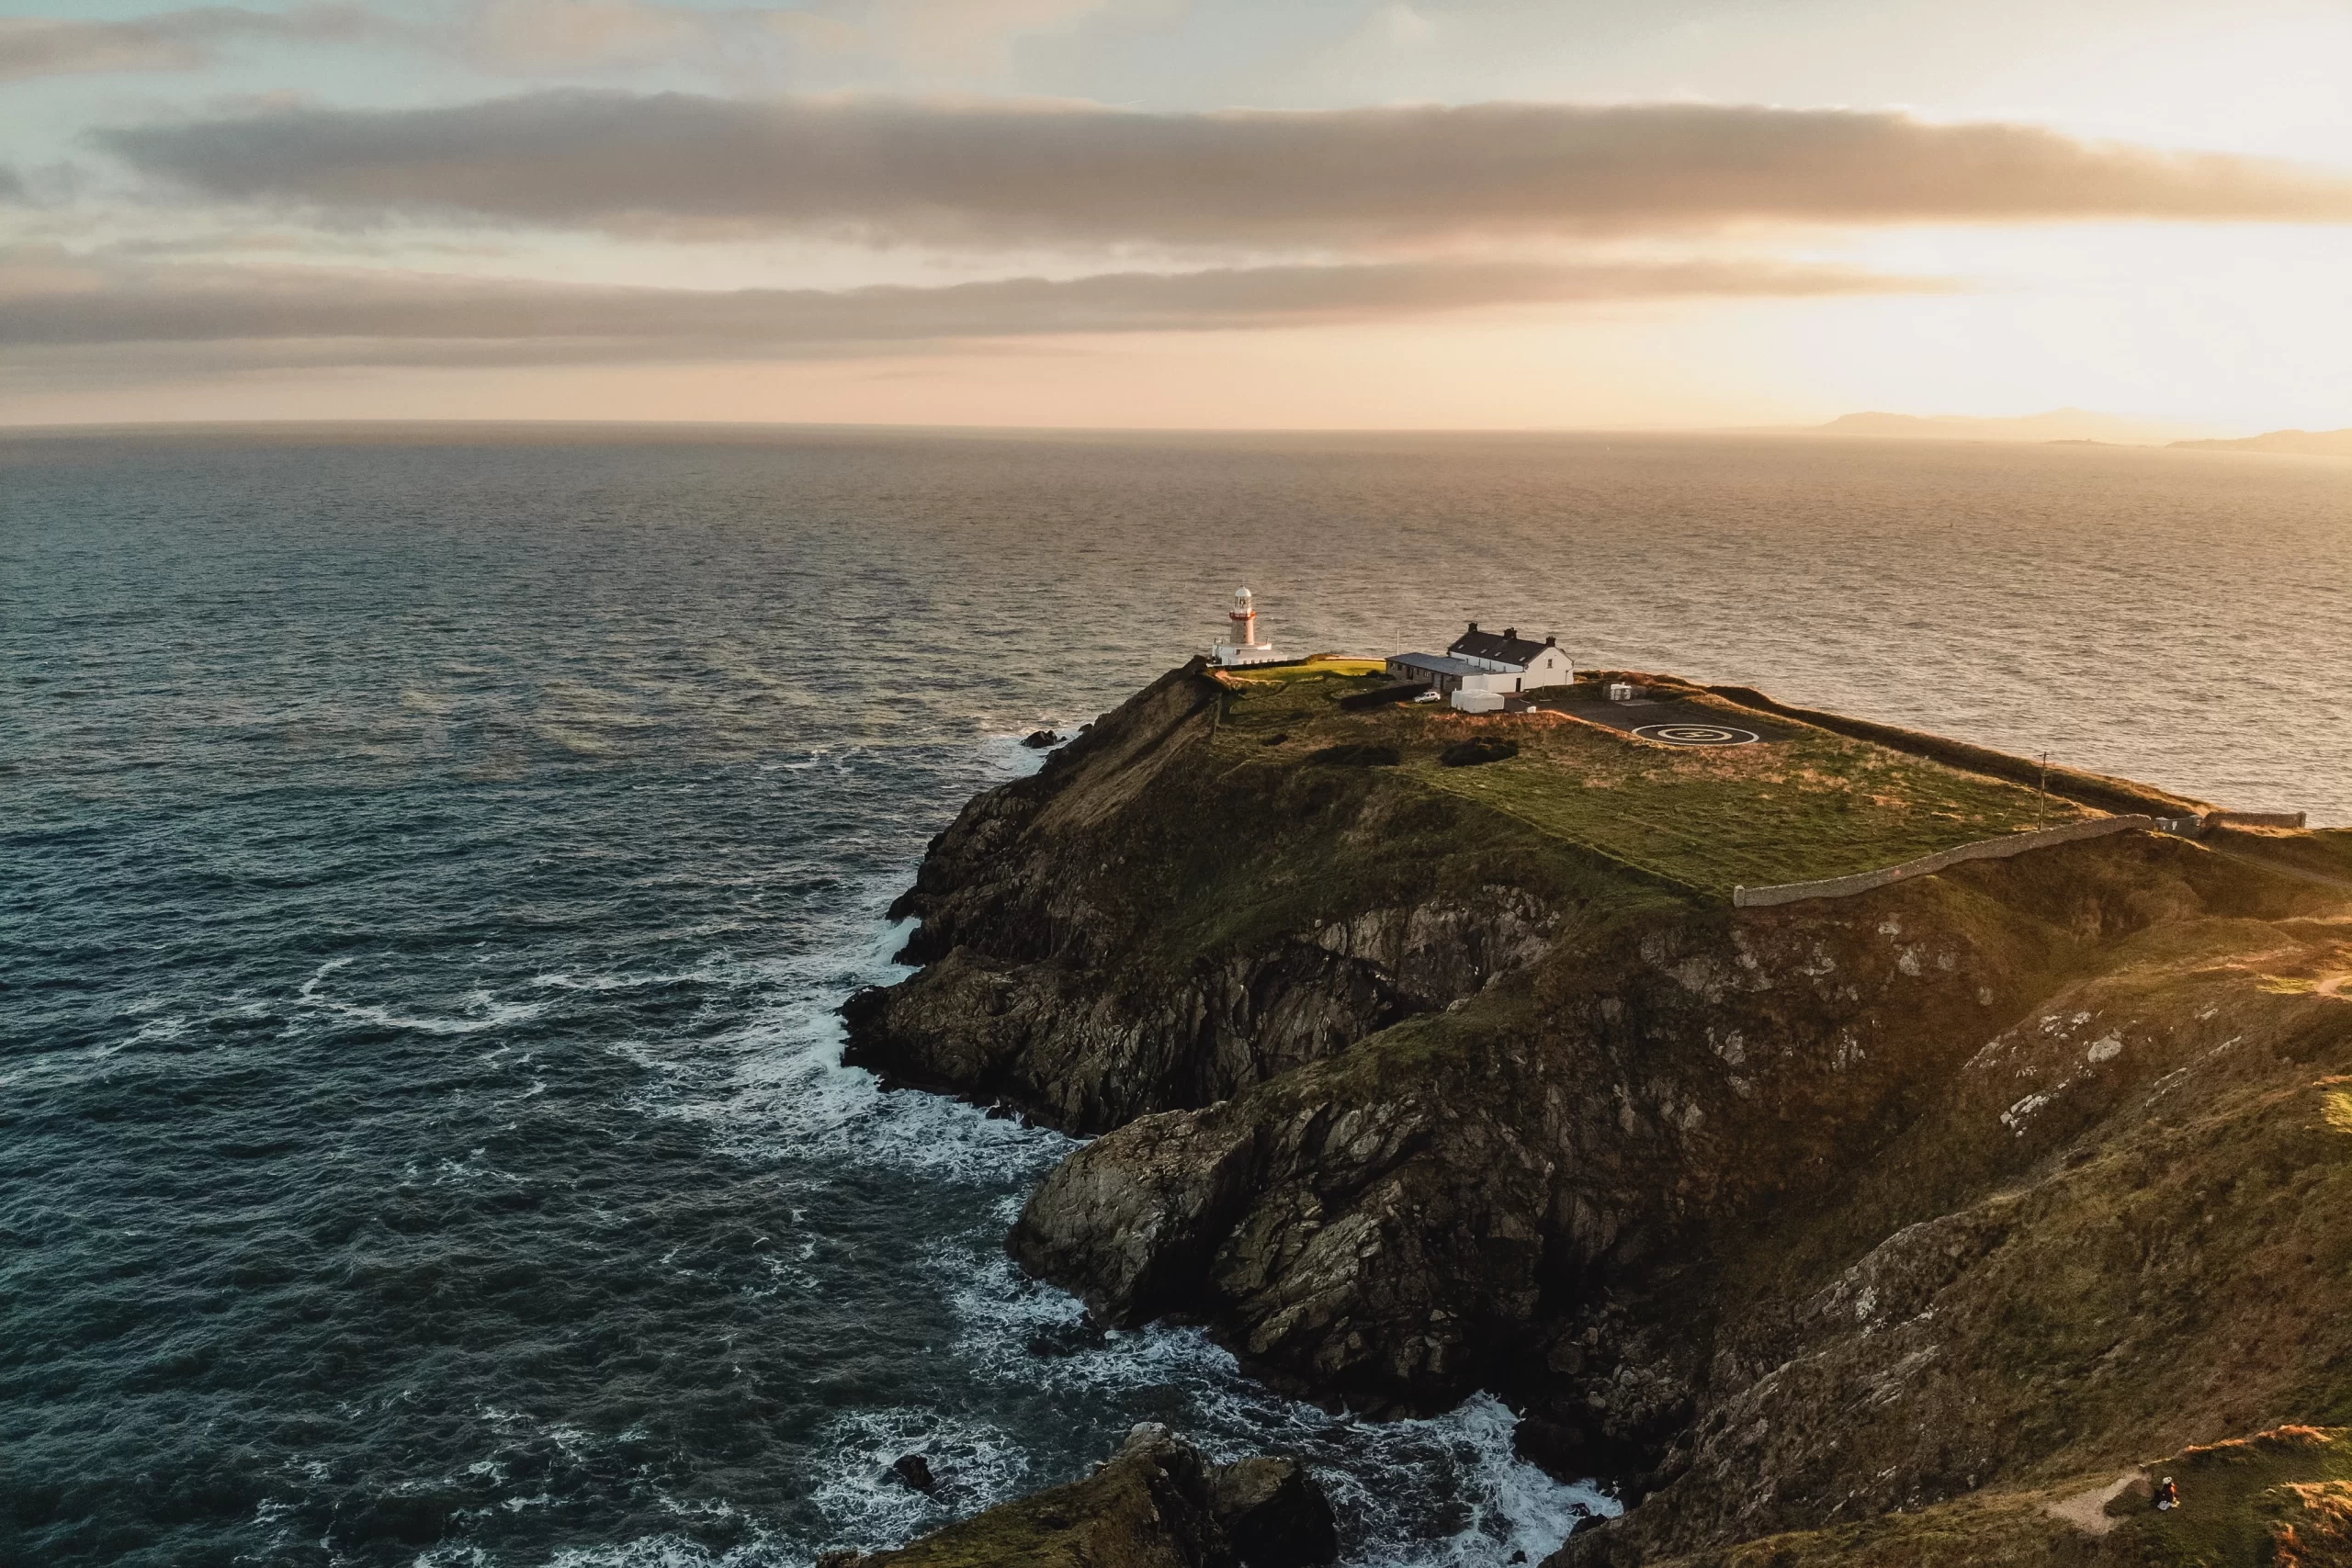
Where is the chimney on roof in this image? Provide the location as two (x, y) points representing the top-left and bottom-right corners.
(1545, 635), (1556, 647)
(1466, 621), (1477, 633)
(1503, 627), (1517, 640)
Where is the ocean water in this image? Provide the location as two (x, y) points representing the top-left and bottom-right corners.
(3, 426), (2346, 1568)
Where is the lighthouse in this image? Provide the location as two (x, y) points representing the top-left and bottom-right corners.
(1209, 586), (1282, 668)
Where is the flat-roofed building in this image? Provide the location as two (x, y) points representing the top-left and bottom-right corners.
(1382, 652), (1490, 695)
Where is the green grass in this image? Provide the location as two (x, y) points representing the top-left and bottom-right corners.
(2112, 1427), (2352, 1566)
(1209, 670), (2089, 895)
(2325, 1089), (2352, 1138)
(1631, 1429), (2352, 1568)
(1220, 656), (1387, 682)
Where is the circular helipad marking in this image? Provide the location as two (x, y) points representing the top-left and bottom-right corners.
(1633, 722), (1760, 747)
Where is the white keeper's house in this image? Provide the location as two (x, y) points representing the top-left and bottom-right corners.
(1385, 623), (1574, 712)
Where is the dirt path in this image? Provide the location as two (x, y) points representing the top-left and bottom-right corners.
(2045, 1472), (2143, 1535)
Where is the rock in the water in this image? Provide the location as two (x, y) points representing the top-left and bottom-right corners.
(1514, 1415), (1596, 1481)
(848, 1426), (1336, 1568)
(891, 1453), (937, 1493)
(1207, 1454), (1340, 1568)
(1022, 729), (1063, 749)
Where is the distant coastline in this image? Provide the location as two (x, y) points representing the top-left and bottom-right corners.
(2168, 425), (2352, 456)
(1759, 407), (2211, 444)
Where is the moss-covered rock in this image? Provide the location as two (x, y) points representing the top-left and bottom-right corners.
(831, 1427), (1335, 1568)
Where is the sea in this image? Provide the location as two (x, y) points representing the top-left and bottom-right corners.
(4, 426), (2346, 1568)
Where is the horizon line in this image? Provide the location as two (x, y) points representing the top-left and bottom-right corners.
(0, 415), (2261, 445)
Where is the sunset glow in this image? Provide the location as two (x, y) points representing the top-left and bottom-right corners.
(6, 0), (2350, 432)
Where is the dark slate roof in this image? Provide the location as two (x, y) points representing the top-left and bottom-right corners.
(1448, 625), (1556, 668)
(1389, 652), (1482, 677)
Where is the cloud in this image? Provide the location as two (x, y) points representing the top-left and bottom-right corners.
(0, 253), (1945, 369)
(0, 6), (377, 81)
(455, 0), (853, 75)
(455, 0), (1112, 75)
(0, 0), (1118, 90)
(94, 92), (2352, 246)
(0, 166), (25, 203)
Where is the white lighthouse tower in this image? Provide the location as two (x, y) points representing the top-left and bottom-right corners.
(1209, 587), (1281, 668)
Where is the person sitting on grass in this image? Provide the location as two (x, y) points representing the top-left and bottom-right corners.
(2154, 1477), (2181, 1512)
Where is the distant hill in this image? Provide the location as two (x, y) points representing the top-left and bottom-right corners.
(2170, 426), (2352, 456)
(1800, 407), (2207, 444)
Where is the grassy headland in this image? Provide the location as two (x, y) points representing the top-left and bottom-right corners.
(1209, 658), (2110, 893)
(855, 655), (2351, 1568)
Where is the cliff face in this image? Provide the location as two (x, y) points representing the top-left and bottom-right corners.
(844, 661), (2352, 1566)
(844, 664), (1574, 1134)
(830, 1426), (1338, 1568)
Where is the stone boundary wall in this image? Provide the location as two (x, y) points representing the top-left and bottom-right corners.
(1733, 816), (2156, 908)
(2208, 810), (2307, 829)
(1704, 684), (2204, 818)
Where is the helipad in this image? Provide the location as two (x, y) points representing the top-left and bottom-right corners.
(1632, 722), (1761, 747)
(1539, 691), (1791, 745)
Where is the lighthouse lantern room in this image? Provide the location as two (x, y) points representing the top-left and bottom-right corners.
(1209, 587), (1283, 668)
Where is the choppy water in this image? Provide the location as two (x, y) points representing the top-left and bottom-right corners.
(3, 426), (2346, 1568)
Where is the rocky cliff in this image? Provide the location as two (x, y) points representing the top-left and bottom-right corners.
(844, 660), (2352, 1566)
(844, 662), (1574, 1134)
(827, 1426), (1338, 1568)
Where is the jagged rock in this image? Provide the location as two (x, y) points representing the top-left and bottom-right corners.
(845, 1426), (1336, 1568)
(843, 664), (1563, 1134)
(1515, 1414), (1598, 1480)
(1023, 729), (1063, 750)
(891, 1454), (937, 1493)
(1207, 1455), (1340, 1567)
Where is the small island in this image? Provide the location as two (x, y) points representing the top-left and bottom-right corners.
(842, 649), (2352, 1568)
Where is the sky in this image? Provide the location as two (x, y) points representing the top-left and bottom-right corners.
(5, 0), (2352, 430)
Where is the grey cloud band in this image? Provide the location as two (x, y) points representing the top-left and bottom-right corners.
(1, 256), (1941, 368)
(95, 92), (2352, 244)
(0, 6), (375, 82)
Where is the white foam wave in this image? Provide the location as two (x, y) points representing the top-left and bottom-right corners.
(622, 897), (1074, 1183)
(526, 1534), (772, 1568)
(605, 739), (1608, 1565)
(807, 1406), (1039, 1551)
(296, 958), (551, 1036)
(526, 964), (733, 994)
(931, 1237), (1613, 1564)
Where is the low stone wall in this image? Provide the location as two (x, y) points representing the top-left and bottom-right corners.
(2207, 809), (2307, 829)
(1733, 816), (2156, 908)
(1704, 684), (2204, 818)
